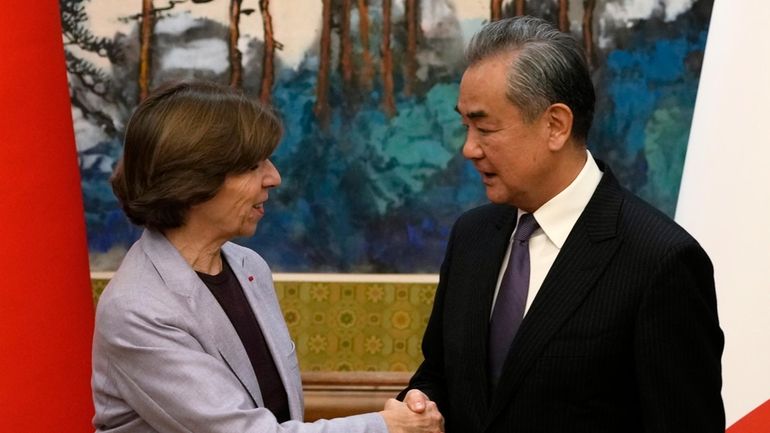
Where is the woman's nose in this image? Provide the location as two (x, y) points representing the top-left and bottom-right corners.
(264, 159), (281, 188)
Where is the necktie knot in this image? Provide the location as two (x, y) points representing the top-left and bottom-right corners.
(514, 213), (539, 242)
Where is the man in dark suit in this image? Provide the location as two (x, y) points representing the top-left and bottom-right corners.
(399, 16), (724, 433)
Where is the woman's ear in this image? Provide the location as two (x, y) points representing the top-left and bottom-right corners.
(544, 103), (574, 151)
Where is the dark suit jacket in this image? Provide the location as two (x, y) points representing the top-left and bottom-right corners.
(400, 163), (724, 433)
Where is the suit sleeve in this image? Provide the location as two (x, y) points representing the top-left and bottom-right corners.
(93, 292), (387, 433)
(397, 222), (456, 416)
(634, 241), (725, 432)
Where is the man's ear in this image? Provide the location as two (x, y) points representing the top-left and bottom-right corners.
(544, 103), (573, 151)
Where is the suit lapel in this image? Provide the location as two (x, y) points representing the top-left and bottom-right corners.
(139, 230), (264, 408)
(485, 168), (626, 426)
(462, 205), (518, 416)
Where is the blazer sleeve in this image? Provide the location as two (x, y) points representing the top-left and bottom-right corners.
(634, 241), (725, 432)
(94, 290), (387, 433)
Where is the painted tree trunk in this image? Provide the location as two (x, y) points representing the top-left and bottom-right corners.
(514, 0), (526, 16)
(404, 0), (420, 96)
(380, 0), (396, 117)
(559, 0), (570, 32)
(228, 0), (243, 89)
(138, 0), (154, 101)
(491, 0), (503, 21)
(259, 0), (276, 103)
(356, 0), (374, 90)
(582, 0), (596, 69)
(314, 0), (333, 123)
(340, 0), (353, 85)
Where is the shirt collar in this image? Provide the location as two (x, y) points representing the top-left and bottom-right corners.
(525, 150), (603, 249)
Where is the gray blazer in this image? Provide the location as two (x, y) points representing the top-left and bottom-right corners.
(92, 229), (387, 433)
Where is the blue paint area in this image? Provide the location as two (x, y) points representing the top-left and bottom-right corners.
(592, 19), (709, 213)
(603, 37), (700, 155)
(234, 65), (475, 271)
(76, 3), (713, 272)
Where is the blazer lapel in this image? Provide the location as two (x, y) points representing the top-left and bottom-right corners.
(195, 287), (265, 408)
(485, 168), (626, 426)
(139, 230), (264, 408)
(223, 246), (304, 420)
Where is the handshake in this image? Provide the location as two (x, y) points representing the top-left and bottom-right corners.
(379, 389), (444, 433)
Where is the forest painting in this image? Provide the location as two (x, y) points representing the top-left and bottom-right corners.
(63, 0), (714, 273)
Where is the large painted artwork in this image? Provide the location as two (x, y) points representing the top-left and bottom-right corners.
(65, 0), (714, 273)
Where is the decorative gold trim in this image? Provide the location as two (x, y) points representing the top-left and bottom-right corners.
(91, 272), (439, 283)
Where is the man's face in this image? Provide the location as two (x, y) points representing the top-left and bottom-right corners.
(457, 53), (554, 211)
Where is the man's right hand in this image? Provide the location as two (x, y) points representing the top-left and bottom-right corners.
(379, 397), (444, 433)
(402, 389), (431, 414)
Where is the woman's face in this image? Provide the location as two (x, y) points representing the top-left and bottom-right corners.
(188, 159), (281, 240)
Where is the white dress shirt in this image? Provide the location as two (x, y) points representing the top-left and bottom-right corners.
(490, 150), (603, 316)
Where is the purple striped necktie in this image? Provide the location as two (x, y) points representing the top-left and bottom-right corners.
(488, 213), (540, 386)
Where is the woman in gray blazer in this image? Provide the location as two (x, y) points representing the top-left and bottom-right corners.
(92, 81), (442, 433)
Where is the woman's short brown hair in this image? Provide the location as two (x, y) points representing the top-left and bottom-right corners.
(111, 81), (282, 231)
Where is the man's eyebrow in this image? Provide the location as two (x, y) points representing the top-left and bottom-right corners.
(454, 106), (488, 119)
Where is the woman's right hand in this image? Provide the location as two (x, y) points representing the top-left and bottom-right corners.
(379, 397), (444, 433)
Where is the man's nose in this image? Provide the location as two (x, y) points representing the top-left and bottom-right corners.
(462, 131), (483, 160)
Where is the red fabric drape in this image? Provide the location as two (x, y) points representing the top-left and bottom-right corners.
(0, 0), (94, 430)
(728, 400), (770, 433)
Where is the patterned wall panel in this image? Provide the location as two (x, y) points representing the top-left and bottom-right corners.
(92, 279), (436, 372)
